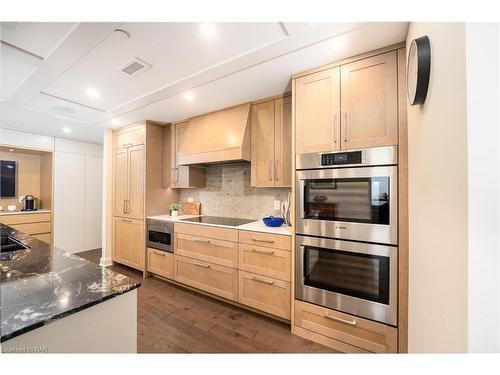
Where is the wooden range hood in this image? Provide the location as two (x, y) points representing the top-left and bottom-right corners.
(177, 103), (251, 165)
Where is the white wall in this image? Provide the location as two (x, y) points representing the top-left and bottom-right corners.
(0, 127), (54, 150)
(465, 23), (500, 353)
(54, 138), (103, 253)
(406, 23), (469, 353)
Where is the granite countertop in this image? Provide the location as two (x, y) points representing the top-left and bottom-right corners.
(0, 224), (140, 343)
(159, 213), (292, 236)
(0, 209), (52, 216)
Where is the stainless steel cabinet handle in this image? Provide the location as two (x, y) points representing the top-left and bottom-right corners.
(275, 160), (279, 181)
(121, 218), (132, 223)
(126, 200), (130, 214)
(333, 114), (337, 144)
(153, 250), (166, 256)
(122, 143), (133, 148)
(252, 276), (275, 285)
(344, 113), (348, 143)
(194, 261), (210, 268)
(193, 238), (211, 243)
(251, 248), (275, 255)
(251, 237), (275, 243)
(268, 160), (273, 180)
(323, 314), (357, 326)
(123, 199), (127, 214)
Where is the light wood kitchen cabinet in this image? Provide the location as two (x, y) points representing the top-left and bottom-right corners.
(1, 212), (53, 245)
(174, 255), (238, 301)
(251, 96), (292, 187)
(238, 243), (290, 281)
(294, 300), (397, 353)
(113, 124), (145, 149)
(238, 270), (291, 319)
(113, 144), (144, 220)
(340, 51), (398, 149)
(238, 230), (291, 251)
(112, 217), (144, 270)
(175, 233), (238, 268)
(295, 68), (341, 154)
(147, 248), (174, 279)
(163, 122), (205, 189)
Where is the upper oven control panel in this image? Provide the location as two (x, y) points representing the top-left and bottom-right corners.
(321, 151), (362, 166)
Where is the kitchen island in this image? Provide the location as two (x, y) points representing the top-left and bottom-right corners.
(0, 223), (140, 353)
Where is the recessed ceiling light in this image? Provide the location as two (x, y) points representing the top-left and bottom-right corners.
(183, 91), (195, 101)
(85, 87), (101, 99)
(199, 23), (217, 38)
(62, 127), (71, 133)
(111, 119), (120, 125)
(9, 149), (14, 152)
(330, 38), (346, 51)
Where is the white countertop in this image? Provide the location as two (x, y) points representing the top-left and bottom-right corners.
(147, 213), (292, 235)
(0, 209), (52, 216)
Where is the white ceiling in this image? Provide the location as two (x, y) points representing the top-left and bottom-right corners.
(0, 22), (408, 144)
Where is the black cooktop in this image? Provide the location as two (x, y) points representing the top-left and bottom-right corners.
(180, 216), (254, 227)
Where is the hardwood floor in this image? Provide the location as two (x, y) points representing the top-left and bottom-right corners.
(76, 249), (337, 353)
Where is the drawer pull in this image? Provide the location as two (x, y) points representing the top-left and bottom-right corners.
(251, 237), (275, 244)
(121, 218), (132, 222)
(194, 261), (211, 268)
(153, 251), (166, 256)
(122, 143), (133, 147)
(323, 314), (357, 326)
(252, 276), (275, 285)
(193, 238), (211, 243)
(251, 248), (275, 255)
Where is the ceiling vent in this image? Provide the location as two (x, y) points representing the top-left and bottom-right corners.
(119, 57), (152, 77)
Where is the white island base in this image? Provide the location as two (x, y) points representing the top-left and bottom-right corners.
(1, 290), (137, 353)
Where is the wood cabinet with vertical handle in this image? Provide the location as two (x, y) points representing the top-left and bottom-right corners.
(163, 121), (206, 188)
(250, 95), (291, 187)
(112, 217), (145, 270)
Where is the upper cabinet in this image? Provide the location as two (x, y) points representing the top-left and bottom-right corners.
(163, 121), (206, 189)
(251, 95), (292, 187)
(295, 50), (398, 154)
(340, 51), (398, 149)
(295, 68), (340, 154)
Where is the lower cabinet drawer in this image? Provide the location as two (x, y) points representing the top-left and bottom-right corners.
(147, 248), (174, 279)
(174, 255), (237, 301)
(238, 271), (291, 320)
(175, 233), (238, 268)
(9, 222), (51, 235)
(294, 300), (397, 353)
(238, 243), (290, 281)
(0, 213), (51, 225)
(32, 232), (51, 245)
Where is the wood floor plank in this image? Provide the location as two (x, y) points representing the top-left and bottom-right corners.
(77, 249), (338, 354)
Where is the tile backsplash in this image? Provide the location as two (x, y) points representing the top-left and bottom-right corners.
(179, 163), (291, 220)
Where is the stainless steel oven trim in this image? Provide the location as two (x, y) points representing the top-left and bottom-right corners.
(296, 165), (398, 245)
(147, 219), (174, 253)
(296, 145), (398, 170)
(295, 235), (398, 326)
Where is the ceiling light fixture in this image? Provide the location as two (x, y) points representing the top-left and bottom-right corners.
(183, 91), (195, 101)
(9, 149), (14, 152)
(62, 127), (71, 133)
(199, 23), (217, 38)
(85, 87), (101, 99)
(111, 119), (120, 125)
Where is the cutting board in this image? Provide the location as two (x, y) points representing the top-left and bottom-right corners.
(182, 202), (201, 215)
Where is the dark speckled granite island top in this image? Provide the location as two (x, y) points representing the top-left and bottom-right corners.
(0, 223), (140, 343)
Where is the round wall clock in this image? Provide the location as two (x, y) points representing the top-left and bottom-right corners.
(407, 36), (431, 105)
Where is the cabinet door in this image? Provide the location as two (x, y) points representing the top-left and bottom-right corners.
(340, 51), (398, 150)
(295, 68), (341, 154)
(174, 122), (189, 188)
(127, 145), (144, 219)
(274, 96), (292, 187)
(113, 217), (144, 270)
(251, 100), (275, 187)
(113, 148), (128, 217)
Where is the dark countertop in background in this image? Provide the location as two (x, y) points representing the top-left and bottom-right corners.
(0, 224), (140, 342)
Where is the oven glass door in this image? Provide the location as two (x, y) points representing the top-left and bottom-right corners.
(303, 177), (390, 225)
(303, 244), (390, 305)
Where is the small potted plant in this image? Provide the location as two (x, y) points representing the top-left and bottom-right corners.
(169, 202), (180, 217)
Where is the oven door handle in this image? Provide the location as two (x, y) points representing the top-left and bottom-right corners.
(299, 179), (306, 219)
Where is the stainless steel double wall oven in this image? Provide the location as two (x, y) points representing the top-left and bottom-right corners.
(295, 146), (398, 326)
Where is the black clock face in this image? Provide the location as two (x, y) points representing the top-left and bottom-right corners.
(407, 36), (431, 105)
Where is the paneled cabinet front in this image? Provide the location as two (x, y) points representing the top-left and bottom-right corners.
(113, 144), (144, 219)
(295, 50), (399, 154)
(251, 96), (292, 187)
(112, 217), (144, 270)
